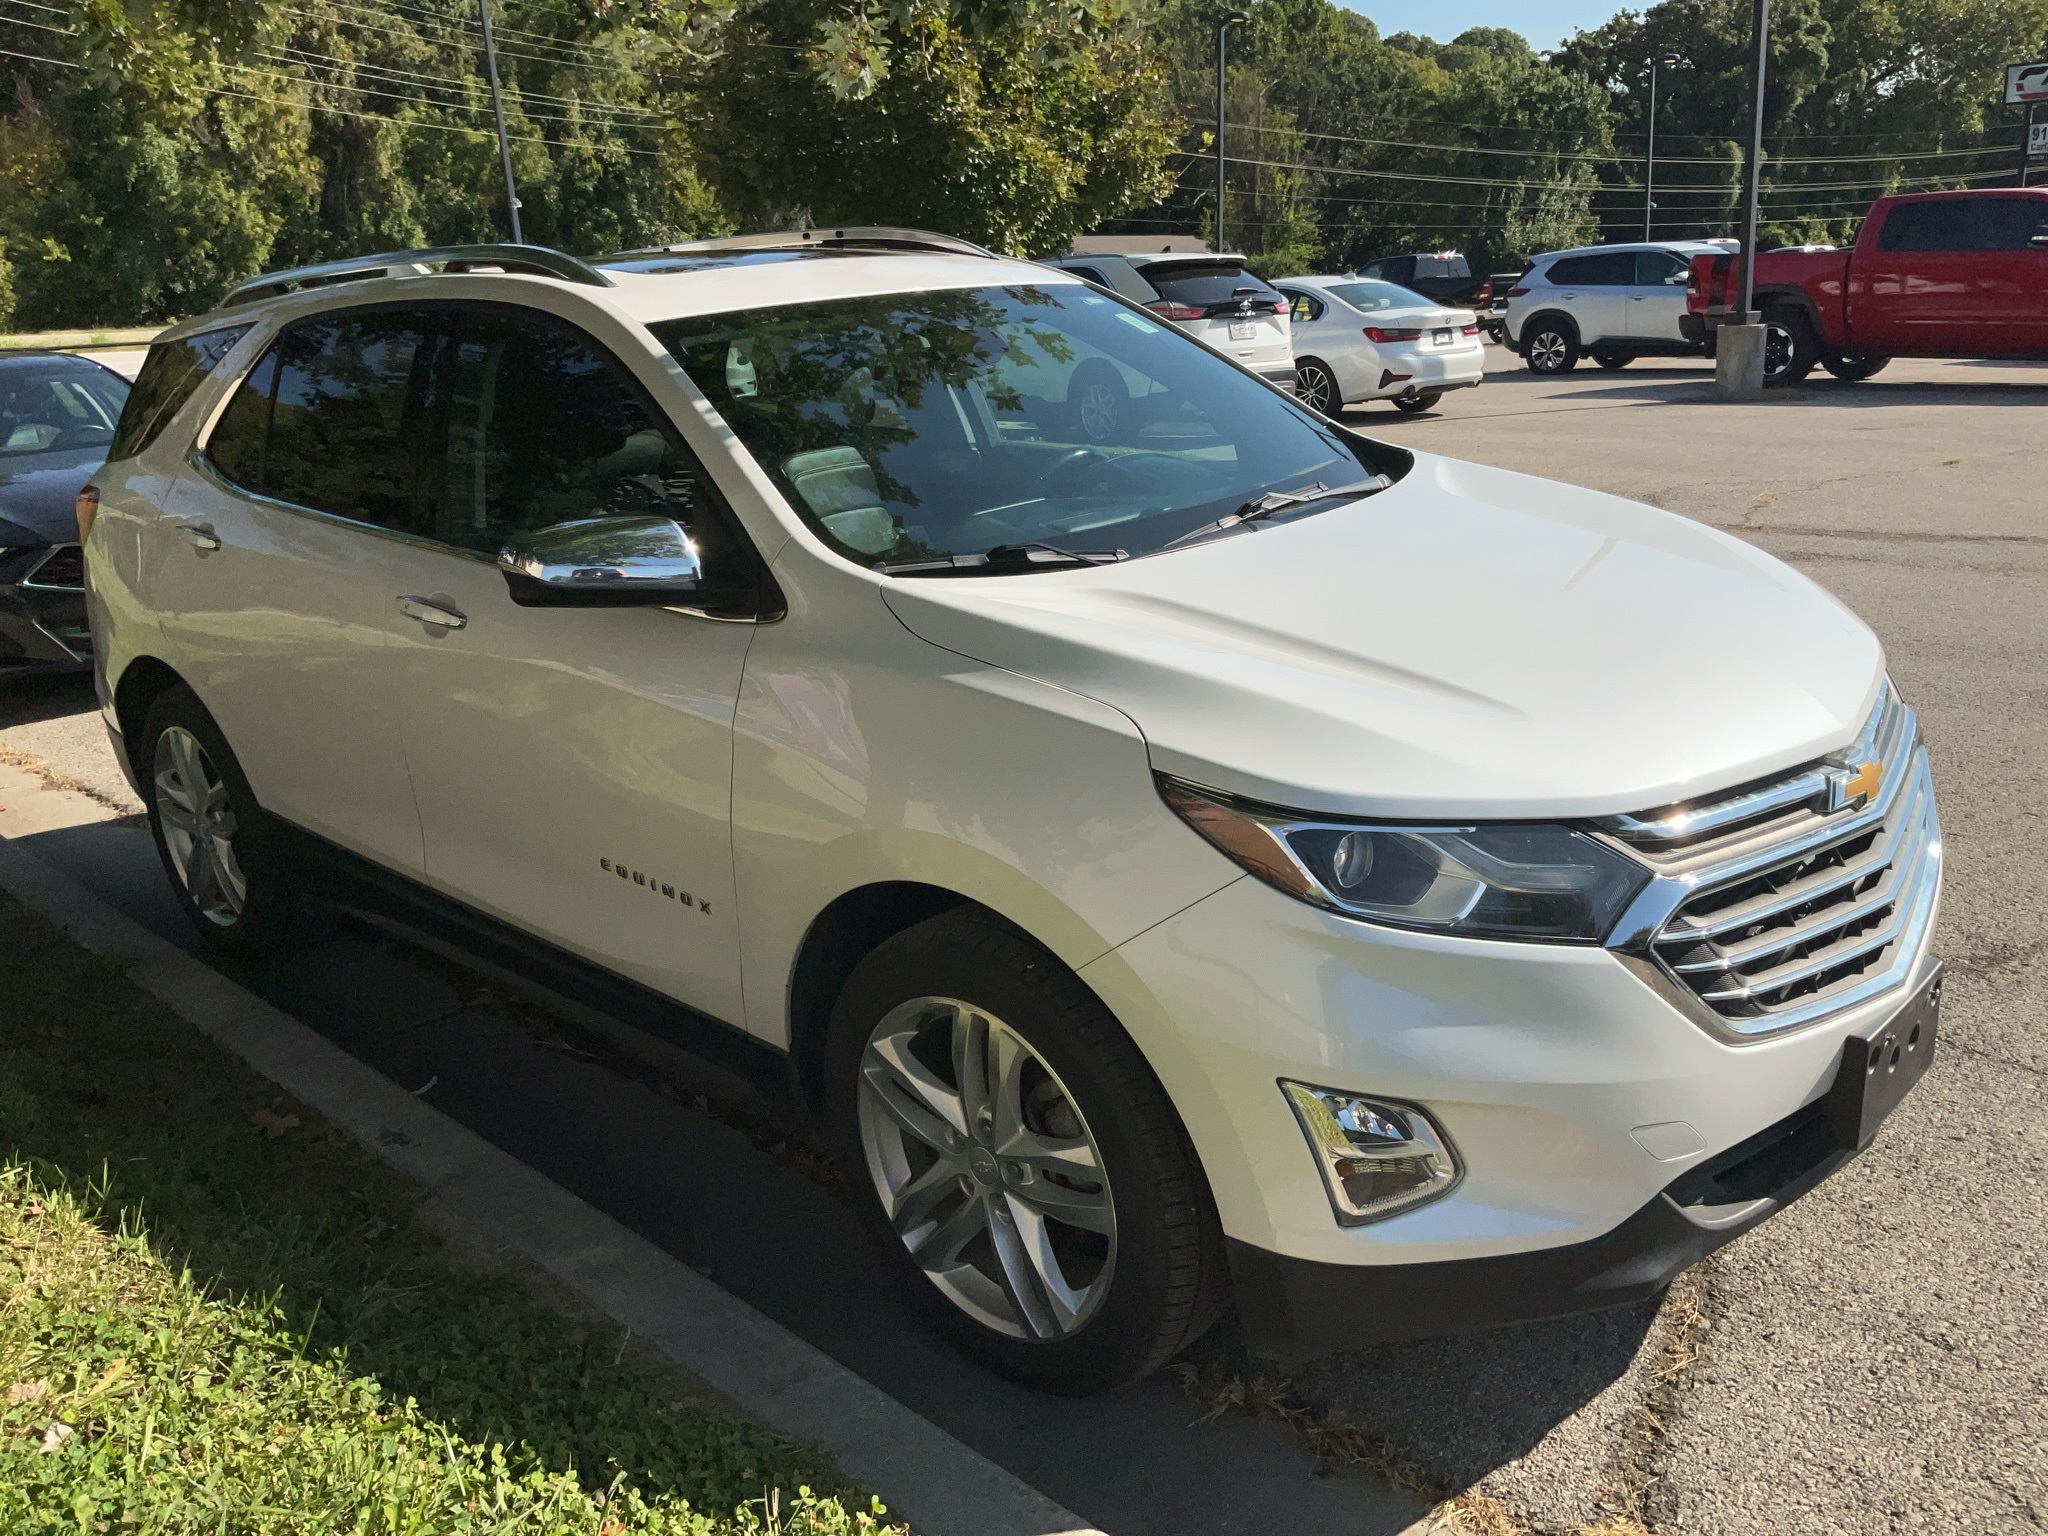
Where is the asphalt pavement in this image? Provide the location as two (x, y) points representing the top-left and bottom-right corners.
(4, 345), (2045, 1535)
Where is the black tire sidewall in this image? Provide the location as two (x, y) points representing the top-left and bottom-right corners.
(139, 685), (296, 952)
(1761, 308), (1820, 386)
(824, 911), (1218, 1395)
(1524, 317), (1579, 374)
(1295, 359), (1339, 417)
(1392, 391), (1441, 413)
(1592, 350), (1631, 370)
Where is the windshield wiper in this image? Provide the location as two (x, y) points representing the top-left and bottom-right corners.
(880, 542), (1130, 576)
(1162, 476), (1390, 549)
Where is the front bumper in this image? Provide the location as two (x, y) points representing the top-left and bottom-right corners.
(0, 546), (92, 674)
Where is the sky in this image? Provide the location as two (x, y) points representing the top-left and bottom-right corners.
(1343, 2), (1624, 51)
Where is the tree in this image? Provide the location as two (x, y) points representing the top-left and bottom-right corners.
(687, 0), (1178, 254)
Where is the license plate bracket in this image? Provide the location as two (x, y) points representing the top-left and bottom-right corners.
(1825, 962), (1942, 1152)
(1229, 320), (1257, 341)
(1432, 327), (1453, 345)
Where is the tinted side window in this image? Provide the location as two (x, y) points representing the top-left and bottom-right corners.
(1636, 250), (1690, 284)
(1544, 256), (1590, 285)
(108, 325), (252, 461)
(419, 307), (756, 591)
(1975, 198), (2048, 250)
(265, 313), (431, 528)
(1877, 201), (1973, 252)
(204, 348), (278, 493)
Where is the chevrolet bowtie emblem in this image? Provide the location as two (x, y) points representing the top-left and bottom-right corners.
(1829, 758), (1883, 811)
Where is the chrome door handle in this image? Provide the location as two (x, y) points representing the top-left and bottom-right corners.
(397, 595), (467, 630)
(180, 522), (221, 551)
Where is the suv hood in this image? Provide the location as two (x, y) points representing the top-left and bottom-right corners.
(881, 452), (1883, 819)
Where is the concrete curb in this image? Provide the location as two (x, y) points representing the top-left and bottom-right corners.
(0, 837), (1106, 1536)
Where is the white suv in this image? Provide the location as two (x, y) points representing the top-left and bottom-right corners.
(84, 230), (1943, 1394)
(1035, 251), (1295, 393)
(1506, 240), (1734, 373)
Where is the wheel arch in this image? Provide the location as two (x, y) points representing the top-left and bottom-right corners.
(113, 655), (191, 784)
(1519, 308), (1580, 350)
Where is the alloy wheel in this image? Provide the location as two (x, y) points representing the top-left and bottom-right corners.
(153, 725), (246, 927)
(1296, 362), (1339, 417)
(856, 996), (1116, 1341)
(1077, 382), (1121, 441)
(1528, 331), (1570, 372)
(1762, 322), (1797, 381)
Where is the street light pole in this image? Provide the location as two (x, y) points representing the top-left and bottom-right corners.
(1215, 10), (1249, 253)
(1736, 0), (1770, 324)
(479, 0), (523, 244)
(1644, 53), (1680, 242)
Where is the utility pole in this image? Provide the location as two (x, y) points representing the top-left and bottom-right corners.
(479, 0), (523, 244)
(1735, 0), (1769, 324)
(1215, 10), (1249, 253)
(1644, 53), (1681, 242)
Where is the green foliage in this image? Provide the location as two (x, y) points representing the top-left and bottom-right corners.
(1556, 0), (2048, 244)
(0, 893), (893, 1535)
(689, 0), (1177, 253)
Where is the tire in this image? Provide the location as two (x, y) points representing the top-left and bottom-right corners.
(1294, 358), (1341, 418)
(1761, 307), (1820, 386)
(1591, 350), (1633, 371)
(1391, 391), (1442, 414)
(140, 684), (298, 953)
(1069, 360), (1127, 443)
(1822, 352), (1890, 382)
(826, 909), (1226, 1395)
(1522, 317), (1579, 374)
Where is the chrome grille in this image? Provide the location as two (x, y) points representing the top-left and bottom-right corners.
(1601, 684), (1941, 1036)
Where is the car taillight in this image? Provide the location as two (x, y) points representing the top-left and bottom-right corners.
(1270, 299), (1288, 314)
(1507, 285), (1529, 298)
(1461, 324), (1481, 336)
(75, 485), (100, 544)
(1364, 327), (1422, 343)
(1147, 301), (1205, 321)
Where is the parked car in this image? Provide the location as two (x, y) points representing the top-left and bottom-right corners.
(87, 231), (1942, 1394)
(1273, 276), (1486, 415)
(1687, 189), (2048, 385)
(0, 350), (132, 677)
(1036, 250), (1295, 392)
(1354, 251), (1494, 310)
(1505, 240), (1735, 373)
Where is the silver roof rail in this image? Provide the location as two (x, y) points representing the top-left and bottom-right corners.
(604, 226), (1000, 263)
(219, 244), (616, 309)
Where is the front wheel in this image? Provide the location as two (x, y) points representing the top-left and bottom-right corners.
(1294, 358), (1341, 417)
(1391, 391), (1442, 414)
(828, 910), (1226, 1394)
(1822, 352), (1890, 382)
(140, 685), (299, 952)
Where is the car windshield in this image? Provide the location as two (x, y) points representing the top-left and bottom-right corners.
(1324, 281), (1434, 313)
(0, 360), (131, 459)
(651, 284), (1386, 570)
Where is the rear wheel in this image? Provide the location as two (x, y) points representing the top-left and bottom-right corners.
(1391, 391), (1442, 414)
(1822, 352), (1890, 382)
(1523, 319), (1579, 375)
(1294, 358), (1341, 417)
(141, 685), (298, 952)
(828, 910), (1226, 1394)
(1761, 307), (1820, 386)
(1591, 350), (1633, 371)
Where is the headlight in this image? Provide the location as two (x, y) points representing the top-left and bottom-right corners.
(1282, 1082), (1460, 1223)
(1159, 777), (1650, 942)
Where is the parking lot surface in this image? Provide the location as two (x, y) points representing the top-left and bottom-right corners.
(4, 346), (2044, 1535)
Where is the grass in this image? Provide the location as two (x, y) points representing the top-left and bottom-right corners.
(0, 891), (898, 1534)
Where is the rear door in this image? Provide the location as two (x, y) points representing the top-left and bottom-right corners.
(1544, 252), (1632, 345)
(146, 308), (431, 871)
(1626, 249), (1693, 341)
(1855, 199), (1981, 352)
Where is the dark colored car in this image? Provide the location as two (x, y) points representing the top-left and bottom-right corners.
(0, 352), (132, 677)
(1355, 252), (1495, 310)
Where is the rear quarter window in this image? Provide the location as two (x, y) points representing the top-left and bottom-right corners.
(107, 325), (253, 462)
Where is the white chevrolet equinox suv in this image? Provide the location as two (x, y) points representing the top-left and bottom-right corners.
(83, 230), (1943, 1395)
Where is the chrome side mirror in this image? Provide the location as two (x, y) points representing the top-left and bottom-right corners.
(498, 516), (702, 607)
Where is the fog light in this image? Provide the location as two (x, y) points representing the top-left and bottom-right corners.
(1281, 1081), (1461, 1225)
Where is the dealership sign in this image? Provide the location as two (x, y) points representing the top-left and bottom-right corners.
(2007, 61), (2048, 104)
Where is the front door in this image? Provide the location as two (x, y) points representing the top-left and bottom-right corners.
(1856, 198), (1982, 353)
(146, 311), (430, 871)
(1626, 249), (1692, 342)
(379, 302), (765, 1026)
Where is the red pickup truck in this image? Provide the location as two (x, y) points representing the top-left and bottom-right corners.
(1686, 187), (2048, 385)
